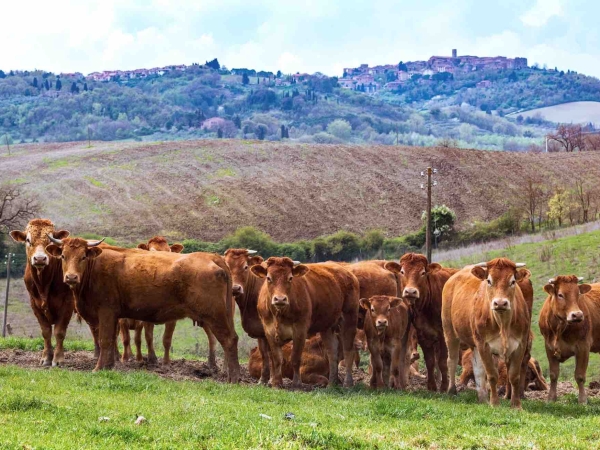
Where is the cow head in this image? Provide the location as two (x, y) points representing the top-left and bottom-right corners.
(10, 219), (70, 270)
(384, 253), (441, 306)
(224, 248), (263, 296)
(471, 258), (528, 313)
(359, 295), (404, 335)
(137, 236), (184, 253)
(250, 257), (308, 310)
(45, 237), (105, 288)
(543, 275), (592, 324)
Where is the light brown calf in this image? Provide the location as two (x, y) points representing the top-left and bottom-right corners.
(360, 295), (410, 389)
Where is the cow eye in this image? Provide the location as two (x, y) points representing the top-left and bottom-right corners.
(421, 271), (426, 277)
(288, 276), (293, 282)
(400, 269), (405, 275)
(60, 255), (65, 260)
(81, 256), (87, 261)
(487, 279), (492, 286)
(243, 265), (249, 270)
(558, 293), (564, 299)
(26, 238), (31, 245)
(267, 276), (272, 283)
(371, 307), (375, 313)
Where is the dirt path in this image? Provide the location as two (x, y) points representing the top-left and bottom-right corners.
(1, 349), (594, 399)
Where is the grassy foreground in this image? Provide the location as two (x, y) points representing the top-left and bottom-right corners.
(0, 364), (599, 450)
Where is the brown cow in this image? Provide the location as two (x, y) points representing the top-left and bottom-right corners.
(459, 348), (548, 393)
(253, 257), (359, 388)
(117, 236), (215, 367)
(384, 253), (456, 391)
(539, 276), (600, 404)
(360, 295), (410, 389)
(248, 335), (332, 386)
(10, 219), (72, 366)
(223, 248), (268, 382)
(442, 258), (530, 409)
(45, 236), (240, 381)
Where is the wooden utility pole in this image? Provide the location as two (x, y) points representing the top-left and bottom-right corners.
(421, 167), (438, 262)
(87, 126), (91, 148)
(3, 254), (13, 338)
(4, 135), (9, 156)
(396, 124), (399, 145)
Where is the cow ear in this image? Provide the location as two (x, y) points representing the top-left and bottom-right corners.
(384, 261), (402, 274)
(543, 284), (555, 295)
(250, 265), (268, 278)
(53, 230), (70, 240)
(471, 266), (487, 280)
(9, 230), (26, 242)
(86, 247), (103, 259)
(249, 256), (264, 265)
(579, 284), (592, 295)
(170, 244), (184, 253)
(389, 297), (403, 308)
(359, 298), (371, 310)
(46, 244), (62, 258)
(224, 249), (230, 256)
(516, 269), (531, 281)
(292, 264), (309, 277)
(427, 263), (442, 274)
(137, 243), (149, 250)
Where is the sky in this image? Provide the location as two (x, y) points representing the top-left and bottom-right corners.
(2, 0), (600, 78)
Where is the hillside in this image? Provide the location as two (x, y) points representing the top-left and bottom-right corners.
(518, 101), (600, 126)
(2, 140), (600, 243)
(2, 64), (600, 151)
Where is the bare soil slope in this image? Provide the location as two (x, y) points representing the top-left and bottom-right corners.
(518, 101), (600, 125)
(2, 140), (600, 241)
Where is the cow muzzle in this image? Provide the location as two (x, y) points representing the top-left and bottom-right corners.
(64, 273), (80, 287)
(271, 295), (288, 308)
(491, 298), (510, 312)
(232, 284), (244, 296)
(375, 319), (388, 333)
(567, 310), (584, 324)
(31, 253), (49, 269)
(402, 287), (419, 304)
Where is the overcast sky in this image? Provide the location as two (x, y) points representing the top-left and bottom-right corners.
(2, 0), (600, 78)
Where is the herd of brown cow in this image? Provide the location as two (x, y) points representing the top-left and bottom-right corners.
(8, 218), (600, 409)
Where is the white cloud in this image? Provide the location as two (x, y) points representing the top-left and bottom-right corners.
(520, 0), (562, 27)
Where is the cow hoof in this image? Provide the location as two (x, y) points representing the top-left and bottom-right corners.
(343, 380), (354, 388)
(52, 361), (62, 367)
(41, 359), (52, 367)
(147, 357), (158, 365)
(448, 385), (457, 396)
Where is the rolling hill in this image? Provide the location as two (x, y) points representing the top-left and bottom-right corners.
(517, 101), (600, 126)
(2, 140), (600, 243)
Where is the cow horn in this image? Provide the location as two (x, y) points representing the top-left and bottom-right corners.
(473, 262), (487, 267)
(515, 263), (526, 268)
(47, 233), (64, 245)
(86, 238), (106, 247)
(247, 250), (257, 254)
(578, 277), (585, 282)
(548, 278), (556, 284)
(292, 261), (301, 265)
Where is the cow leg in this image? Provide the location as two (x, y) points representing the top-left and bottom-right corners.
(320, 329), (340, 387)
(382, 348), (392, 388)
(208, 321), (240, 384)
(546, 346), (560, 402)
(508, 349), (525, 409)
(95, 311), (117, 371)
(517, 342), (532, 399)
(265, 334), (284, 388)
(422, 343), (438, 391)
(477, 345), (500, 406)
(340, 323), (357, 388)
(471, 348), (488, 403)
(133, 323), (143, 362)
(144, 323), (158, 365)
(290, 327), (308, 388)
(257, 337), (271, 385)
(52, 318), (69, 367)
(390, 339), (405, 390)
(89, 324), (100, 358)
(367, 338), (385, 389)
(120, 323), (132, 362)
(437, 340), (449, 392)
(33, 309), (54, 366)
(162, 321), (177, 365)
(113, 323), (121, 362)
(574, 347), (589, 404)
(203, 325), (217, 370)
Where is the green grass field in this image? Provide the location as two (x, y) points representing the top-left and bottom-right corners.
(2, 228), (600, 448)
(0, 364), (599, 450)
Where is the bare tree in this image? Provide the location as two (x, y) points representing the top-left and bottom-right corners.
(574, 178), (595, 223)
(585, 133), (600, 151)
(0, 185), (39, 233)
(523, 177), (543, 232)
(547, 124), (586, 152)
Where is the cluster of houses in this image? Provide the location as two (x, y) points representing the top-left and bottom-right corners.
(339, 49), (529, 93)
(87, 64), (188, 81)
